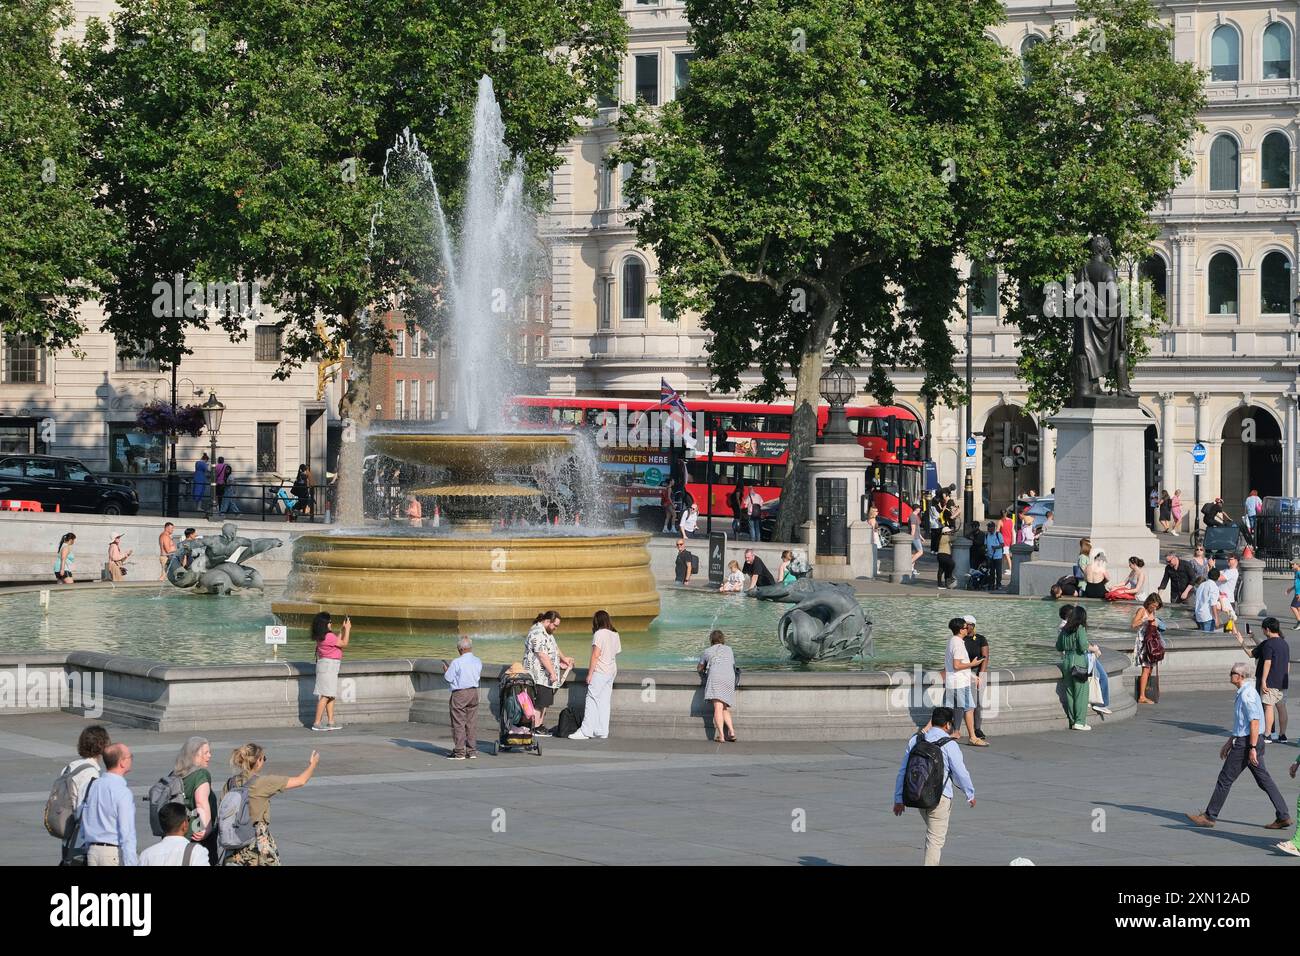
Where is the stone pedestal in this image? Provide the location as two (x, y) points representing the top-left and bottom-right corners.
(1237, 558), (1266, 618)
(1020, 405), (1161, 597)
(952, 536), (971, 587)
(1009, 543), (1034, 595)
(801, 440), (874, 581)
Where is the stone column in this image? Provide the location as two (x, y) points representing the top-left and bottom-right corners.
(1037, 421), (1055, 498)
(951, 535), (972, 588)
(1237, 556), (1267, 618)
(891, 536), (912, 584)
(1009, 542), (1034, 595)
(1285, 397), (1297, 499)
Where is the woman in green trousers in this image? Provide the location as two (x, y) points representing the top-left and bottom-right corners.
(1057, 605), (1092, 731)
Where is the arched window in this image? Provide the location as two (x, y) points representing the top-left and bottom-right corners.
(1260, 251), (1292, 313)
(1020, 34), (1043, 83)
(1264, 21), (1292, 80)
(1139, 253), (1168, 310)
(1208, 252), (1239, 315)
(1261, 131), (1291, 189)
(969, 263), (998, 316)
(1211, 25), (1241, 81)
(622, 258), (646, 319)
(1209, 135), (1239, 191)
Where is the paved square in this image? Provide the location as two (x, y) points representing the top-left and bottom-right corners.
(2, 692), (1297, 865)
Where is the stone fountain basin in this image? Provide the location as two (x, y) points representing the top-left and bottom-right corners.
(367, 432), (576, 472)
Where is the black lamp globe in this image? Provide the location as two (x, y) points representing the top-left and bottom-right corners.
(818, 365), (856, 443)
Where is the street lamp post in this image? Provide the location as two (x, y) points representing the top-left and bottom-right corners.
(818, 365), (857, 444)
(964, 299), (975, 524)
(200, 392), (225, 519)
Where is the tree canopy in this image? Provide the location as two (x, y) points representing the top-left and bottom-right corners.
(615, 0), (1203, 537)
(0, 0), (115, 355)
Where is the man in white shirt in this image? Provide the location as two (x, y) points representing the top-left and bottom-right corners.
(139, 803), (210, 866)
(941, 618), (988, 746)
(1194, 570), (1222, 632)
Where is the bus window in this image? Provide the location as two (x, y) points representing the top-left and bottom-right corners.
(524, 405), (550, 424)
(554, 408), (582, 427)
(586, 408), (611, 427)
(765, 465), (787, 484)
(767, 415), (791, 433)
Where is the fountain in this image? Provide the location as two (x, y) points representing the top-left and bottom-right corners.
(271, 77), (659, 635)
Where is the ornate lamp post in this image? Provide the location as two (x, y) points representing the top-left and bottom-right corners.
(200, 392), (225, 518)
(818, 365), (856, 444)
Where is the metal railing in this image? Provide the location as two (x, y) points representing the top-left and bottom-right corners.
(1253, 514), (1300, 572)
(100, 472), (331, 522)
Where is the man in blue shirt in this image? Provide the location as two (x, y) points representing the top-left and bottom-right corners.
(893, 706), (977, 866)
(1187, 663), (1293, 829)
(442, 636), (483, 761)
(79, 743), (138, 866)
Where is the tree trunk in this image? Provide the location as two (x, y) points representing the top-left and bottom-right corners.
(774, 303), (839, 543)
(335, 342), (373, 526)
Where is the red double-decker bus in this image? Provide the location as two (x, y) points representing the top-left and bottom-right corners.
(506, 396), (924, 537)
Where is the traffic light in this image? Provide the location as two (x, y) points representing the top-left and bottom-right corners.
(1011, 442), (1028, 469)
(988, 427), (1005, 459)
(1025, 433), (1039, 465)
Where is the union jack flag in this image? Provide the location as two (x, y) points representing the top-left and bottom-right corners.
(658, 378), (696, 449)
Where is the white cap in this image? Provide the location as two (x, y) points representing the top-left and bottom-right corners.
(110, 531), (124, 541)
(962, 615), (976, 625)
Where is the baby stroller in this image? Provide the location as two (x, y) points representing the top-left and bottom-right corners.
(966, 565), (991, 591)
(497, 671), (543, 756)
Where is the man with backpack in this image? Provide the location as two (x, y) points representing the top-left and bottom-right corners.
(893, 706), (977, 866)
(45, 725), (110, 865)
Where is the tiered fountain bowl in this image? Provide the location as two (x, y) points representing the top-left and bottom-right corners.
(271, 432), (660, 634)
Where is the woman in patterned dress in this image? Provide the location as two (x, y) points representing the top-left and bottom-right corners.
(221, 743), (319, 866)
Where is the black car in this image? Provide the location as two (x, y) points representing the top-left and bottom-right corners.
(0, 455), (140, 515)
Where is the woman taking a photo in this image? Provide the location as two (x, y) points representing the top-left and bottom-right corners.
(569, 610), (621, 740)
(1131, 593), (1164, 705)
(54, 533), (76, 584)
(174, 736), (219, 864)
(311, 612), (350, 732)
(698, 630), (738, 742)
(222, 744), (320, 866)
(1057, 605), (1092, 731)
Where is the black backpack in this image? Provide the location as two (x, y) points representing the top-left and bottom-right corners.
(900, 732), (956, 810)
(555, 707), (580, 739)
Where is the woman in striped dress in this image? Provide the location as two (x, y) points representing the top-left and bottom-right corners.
(698, 630), (737, 742)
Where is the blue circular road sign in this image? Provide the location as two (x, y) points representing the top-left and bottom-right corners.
(1192, 442), (1207, 463)
(966, 437), (977, 457)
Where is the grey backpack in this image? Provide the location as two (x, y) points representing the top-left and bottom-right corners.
(218, 774), (259, 853)
(147, 772), (188, 837)
(45, 762), (97, 838)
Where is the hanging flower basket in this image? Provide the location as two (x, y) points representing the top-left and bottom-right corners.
(135, 401), (206, 437)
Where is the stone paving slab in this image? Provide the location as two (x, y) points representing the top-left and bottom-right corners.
(1, 692), (1298, 866)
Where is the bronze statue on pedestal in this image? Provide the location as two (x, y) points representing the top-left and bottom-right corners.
(1070, 235), (1136, 404)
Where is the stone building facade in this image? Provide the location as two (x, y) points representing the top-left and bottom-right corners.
(541, 0), (1300, 526)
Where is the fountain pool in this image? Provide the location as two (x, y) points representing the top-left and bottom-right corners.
(1, 584), (1176, 670)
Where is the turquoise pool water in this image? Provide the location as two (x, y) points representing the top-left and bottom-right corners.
(1, 584), (1176, 670)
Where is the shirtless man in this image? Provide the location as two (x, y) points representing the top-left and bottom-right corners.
(158, 522), (176, 580)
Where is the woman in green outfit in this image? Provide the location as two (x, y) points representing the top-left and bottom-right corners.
(1057, 605), (1092, 732)
(173, 736), (219, 864)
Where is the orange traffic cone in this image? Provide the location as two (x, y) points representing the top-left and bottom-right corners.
(55, 503), (60, 513)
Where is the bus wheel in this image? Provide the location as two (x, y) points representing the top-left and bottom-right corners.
(877, 527), (893, 549)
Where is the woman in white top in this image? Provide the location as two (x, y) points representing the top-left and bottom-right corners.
(680, 502), (699, 538)
(570, 610), (621, 740)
